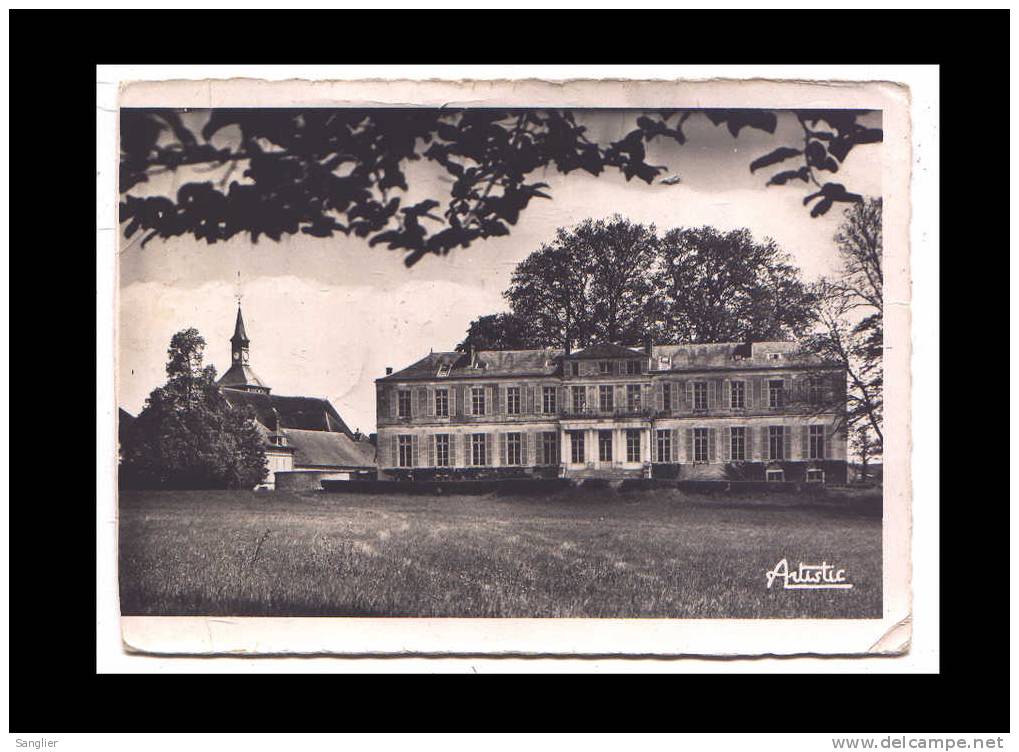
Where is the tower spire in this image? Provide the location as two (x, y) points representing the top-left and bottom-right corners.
(217, 300), (269, 394)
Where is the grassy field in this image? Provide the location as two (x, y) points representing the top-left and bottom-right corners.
(119, 488), (882, 619)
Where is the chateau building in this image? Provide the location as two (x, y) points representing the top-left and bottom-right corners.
(218, 307), (376, 488)
(375, 340), (848, 483)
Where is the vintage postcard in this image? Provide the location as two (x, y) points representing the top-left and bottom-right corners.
(109, 77), (911, 656)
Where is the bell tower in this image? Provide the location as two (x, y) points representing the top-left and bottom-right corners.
(230, 306), (250, 366)
(217, 304), (270, 394)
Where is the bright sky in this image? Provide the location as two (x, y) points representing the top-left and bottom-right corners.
(118, 109), (882, 434)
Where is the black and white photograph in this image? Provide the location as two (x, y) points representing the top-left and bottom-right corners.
(109, 77), (911, 656)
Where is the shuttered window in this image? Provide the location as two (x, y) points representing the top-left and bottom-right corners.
(730, 427), (746, 461)
(730, 381), (746, 409)
(599, 385), (614, 411)
(506, 387), (521, 414)
(471, 433), (487, 466)
(471, 387), (486, 415)
(571, 386), (586, 412)
(692, 381), (708, 411)
(662, 383), (672, 412)
(768, 380), (784, 408)
(693, 428), (709, 462)
(434, 389), (449, 417)
(598, 430), (613, 462)
(506, 432), (522, 465)
(655, 429), (671, 463)
(626, 384), (641, 411)
(398, 435), (413, 467)
(398, 390), (412, 418)
(809, 425), (826, 459)
(569, 431), (585, 464)
(626, 429), (641, 463)
(769, 426), (785, 460)
(435, 434), (450, 467)
(542, 386), (557, 413)
(541, 432), (559, 465)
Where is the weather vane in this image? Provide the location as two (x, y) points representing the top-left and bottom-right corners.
(235, 270), (243, 307)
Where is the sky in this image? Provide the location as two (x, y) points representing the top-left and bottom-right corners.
(118, 109), (883, 434)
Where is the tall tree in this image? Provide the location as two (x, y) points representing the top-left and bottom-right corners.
(456, 312), (541, 352)
(120, 329), (268, 489)
(657, 226), (817, 343)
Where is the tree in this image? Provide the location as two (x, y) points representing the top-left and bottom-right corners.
(657, 226), (817, 343)
(120, 108), (880, 266)
(456, 312), (542, 352)
(802, 198), (883, 456)
(120, 329), (268, 489)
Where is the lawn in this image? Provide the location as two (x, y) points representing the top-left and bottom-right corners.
(118, 488), (882, 619)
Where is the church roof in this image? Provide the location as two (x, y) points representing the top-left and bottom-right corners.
(222, 389), (354, 437)
(217, 362), (269, 390)
(283, 429), (376, 469)
(231, 307), (249, 343)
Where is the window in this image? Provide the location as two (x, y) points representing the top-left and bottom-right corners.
(542, 386), (557, 414)
(398, 435), (413, 467)
(769, 426), (785, 460)
(571, 386), (586, 412)
(806, 468), (825, 483)
(541, 432), (559, 465)
(626, 359), (641, 375)
(569, 431), (586, 464)
(626, 384), (642, 411)
(730, 381), (746, 410)
(506, 387), (520, 415)
(730, 427), (746, 461)
(471, 387), (486, 415)
(808, 378), (824, 404)
(435, 434), (450, 467)
(626, 429), (641, 463)
(269, 434), (287, 447)
(655, 429), (671, 463)
(569, 362), (580, 377)
(599, 361), (611, 374)
(599, 385), (614, 411)
(693, 428), (709, 463)
(766, 469), (785, 482)
(436, 363), (451, 377)
(398, 390), (411, 418)
(434, 389), (449, 417)
(692, 381), (708, 411)
(662, 383), (672, 413)
(809, 425), (826, 460)
(471, 433), (487, 466)
(767, 352), (782, 361)
(506, 432), (522, 465)
(768, 380), (784, 409)
(598, 430), (613, 462)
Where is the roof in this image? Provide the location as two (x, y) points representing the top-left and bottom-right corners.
(217, 362), (269, 390)
(283, 428), (376, 469)
(222, 389), (354, 437)
(378, 349), (565, 382)
(380, 341), (837, 381)
(231, 307), (249, 343)
(563, 342), (644, 360)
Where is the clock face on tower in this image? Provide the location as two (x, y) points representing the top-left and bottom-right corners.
(233, 351), (240, 361)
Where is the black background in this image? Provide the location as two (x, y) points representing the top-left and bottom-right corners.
(8, 9), (1005, 733)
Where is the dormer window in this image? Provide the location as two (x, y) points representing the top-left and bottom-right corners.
(436, 363), (451, 377)
(767, 353), (782, 361)
(269, 434), (287, 447)
(599, 361), (611, 375)
(657, 356), (671, 370)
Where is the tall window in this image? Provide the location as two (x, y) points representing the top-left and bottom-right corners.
(769, 426), (785, 460)
(398, 435), (413, 467)
(693, 428), (709, 462)
(626, 429), (641, 463)
(435, 434), (450, 467)
(809, 425), (826, 459)
(471, 433), (487, 466)
(599, 385), (614, 411)
(655, 429), (671, 463)
(506, 432), (522, 465)
(542, 386), (557, 414)
(626, 359), (641, 375)
(626, 384), (642, 411)
(808, 378), (824, 404)
(598, 430), (613, 462)
(542, 432), (559, 465)
(693, 381), (708, 411)
(662, 383), (672, 413)
(570, 431), (585, 464)
(434, 389), (449, 417)
(768, 380), (784, 409)
(730, 381), (746, 409)
(730, 427), (746, 461)
(506, 387), (520, 415)
(569, 362), (580, 377)
(471, 387), (486, 415)
(571, 385), (586, 412)
(398, 390), (411, 418)
(599, 361), (611, 375)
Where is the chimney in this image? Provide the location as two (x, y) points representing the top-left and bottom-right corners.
(644, 335), (653, 357)
(385, 366), (393, 375)
(469, 345), (476, 367)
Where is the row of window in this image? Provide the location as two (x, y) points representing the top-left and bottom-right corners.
(397, 432), (561, 468)
(394, 378), (825, 419)
(565, 359), (646, 377)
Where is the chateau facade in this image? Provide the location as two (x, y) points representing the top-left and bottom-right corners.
(376, 341), (848, 483)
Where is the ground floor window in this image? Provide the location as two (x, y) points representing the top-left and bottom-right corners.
(806, 468), (825, 483)
(435, 434), (450, 467)
(769, 425), (785, 460)
(598, 430), (613, 462)
(541, 431), (559, 465)
(766, 469), (785, 482)
(398, 435), (413, 467)
(809, 425), (826, 459)
(730, 426), (746, 461)
(655, 429), (671, 463)
(625, 429), (641, 463)
(570, 430), (585, 464)
(506, 432), (522, 465)
(471, 433), (487, 466)
(693, 427), (709, 462)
